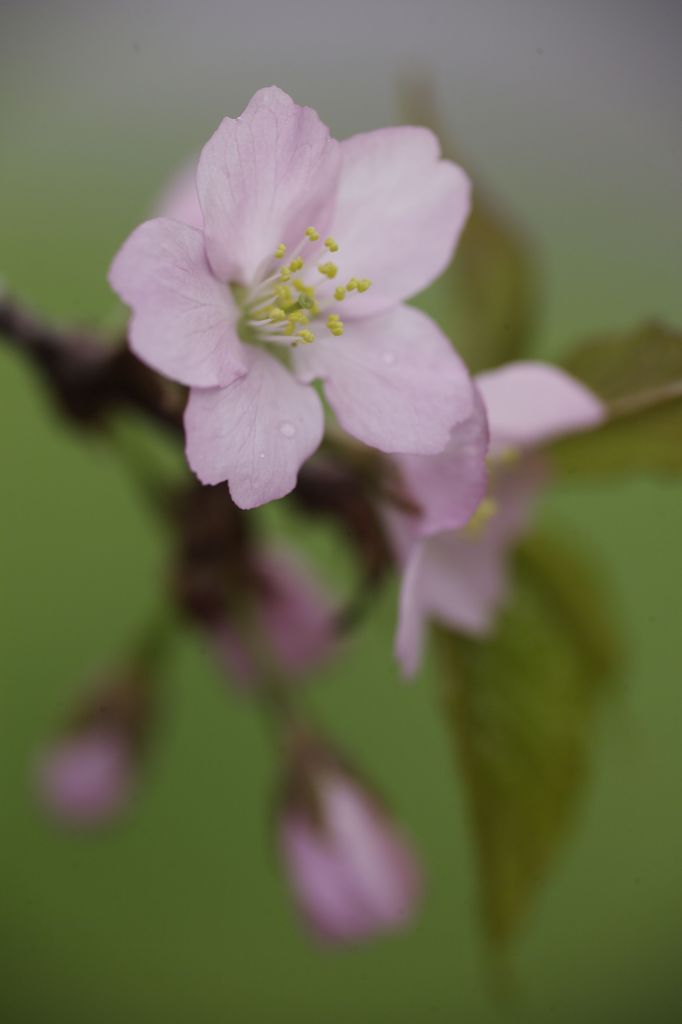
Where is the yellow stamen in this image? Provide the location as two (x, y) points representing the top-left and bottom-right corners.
(289, 257), (304, 272)
(318, 261), (338, 279)
(298, 293), (315, 310)
(287, 310), (309, 325)
(275, 285), (293, 307)
(298, 329), (315, 344)
(266, 306), (286, 321)
(466, 497), (499, 537)
(274, 243), (287, 259)
(283, 322), (295, 336)
(305, 227), (320, 241)
(334, 286), (346, 301)
(324, 237), (339, 252)
(493, 446), (521, 466)
(279, 267), (291, 282)
(357, 278), (372, 292)
(346, 277), (358, 291)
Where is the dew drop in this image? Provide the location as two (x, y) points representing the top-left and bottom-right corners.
(382, 351), (396, 366)
(258, 451), (266, 460)
(279, 421), (296, 438)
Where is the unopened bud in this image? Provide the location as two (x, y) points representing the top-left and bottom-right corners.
(277, 737), (422, 943)
(35, 670), (153, 827)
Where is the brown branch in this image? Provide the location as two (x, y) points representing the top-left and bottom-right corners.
(0, 294), (185, 433)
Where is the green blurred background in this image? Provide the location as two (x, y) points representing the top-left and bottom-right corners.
(1, 1), (681, 1020)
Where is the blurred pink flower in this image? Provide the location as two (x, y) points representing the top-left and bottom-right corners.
(392, 362), (606, 674)
(211, 545), (338, 687)
(36, 728), (133, 826)
(110, 86), (474, 509)
(279, 757), (421, 944)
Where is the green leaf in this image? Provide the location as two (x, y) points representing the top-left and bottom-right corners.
(561, 321), (682, 406)
(402, 78), (537, 372)
(551, 322), (682, 477)
(439, 530), (620, 949)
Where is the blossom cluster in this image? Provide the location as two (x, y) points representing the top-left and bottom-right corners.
(38, 87), (605, 944)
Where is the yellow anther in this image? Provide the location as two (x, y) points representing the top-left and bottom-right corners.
(274, 243), (287, 259)
(293, 278), (314, 295)
(327, 313), (341, 322)
(279, 267), (291, 282)
(266, 306), (286, 321)
(287, 309), (309, 325)
(305, 227), (320, 241)
(283, 322), (295, 336)
(324, 237), (339, 252)
(329, 325), (344, 336)
(357, 278), (372, 292)
(298, 329), (315, 344)
(466, 497), (499, 537)
(298, 292), (315, 310)
(289, 257), (304, 272)
(318, 261), (338, 279)
(493, 446), (521, 467)
(334, 286), (347, 301)
(275, 285), (293, 306)
(346, 277), (358, 291)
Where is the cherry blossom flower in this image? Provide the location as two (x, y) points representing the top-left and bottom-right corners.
(391, 362), (606, 675)
(279, 741), (421, 944)
(109, 86), (474, 509)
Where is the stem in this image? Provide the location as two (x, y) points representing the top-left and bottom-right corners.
(0, 292), (185, 434)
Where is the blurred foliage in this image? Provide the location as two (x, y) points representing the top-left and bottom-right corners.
(438, 530), (620, 949)
(402, 78), (537, 373)
(552, 322), (682, 477)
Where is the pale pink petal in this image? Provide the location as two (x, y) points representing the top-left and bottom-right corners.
(391, 387), (489, 537)
(154, 157), (202, 228)
(396, 534), (508, 676)
(197, 87), (340, 285)
(327, 127), (471, 317)
(280, 774), (421, 943)
(184, 348), (324, 509)
(394, 457), (546, 676)
(293, 304), (474, 455)
(476, 361), (606, 452)
(36, 729), (133, 826)
(109, 218), (246, 388)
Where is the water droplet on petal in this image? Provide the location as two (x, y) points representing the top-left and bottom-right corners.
(382, 351), (396, 366)
(279, 421), (296, 438)
(258, 451), (266, 460)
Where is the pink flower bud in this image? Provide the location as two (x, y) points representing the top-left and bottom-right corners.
(36, 727), (133, 826)
(212, 546), (338, 688)
(35, 670), (153, 827)
(279, 759), (422, 944)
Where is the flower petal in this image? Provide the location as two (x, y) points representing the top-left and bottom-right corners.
(327, 126), (471, 317)
(395, 533), (508, 677)
(197, 87), (340, 285)
(154, 157), (202, 228)
(476, 361), (606, 452)
(391, 387), (489, 537)
(184, 348), (324, 509)
(293, 304), (474, 455)
(109, 218), (246, 388)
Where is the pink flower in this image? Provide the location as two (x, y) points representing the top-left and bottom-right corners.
(211, 545), (338, 687)
(392, 362), (606, 675)
(279, 751), (422, 944)
(36, 727), (133, 826)
(109, 86), (474, 509)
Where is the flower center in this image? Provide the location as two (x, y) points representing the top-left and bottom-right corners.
(238, 228), (372, 349)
